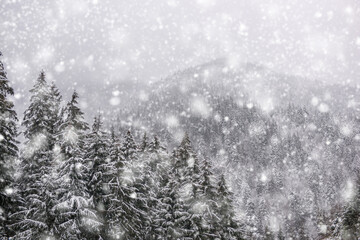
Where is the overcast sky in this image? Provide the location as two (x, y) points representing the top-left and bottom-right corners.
(1, 0), (360, 107)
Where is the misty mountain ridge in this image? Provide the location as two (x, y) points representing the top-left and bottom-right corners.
(113, 58), (359, 139)
(2, 53), (360, 238)
(104, 58), (360, 239)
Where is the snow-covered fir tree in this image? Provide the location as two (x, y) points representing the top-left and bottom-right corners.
(148, 135), (165, 153)
(105, 126), (129, 239)
(0, 66), (256, 240)
(0, 52), (18, 238)
(140, 135), (170, 239)
(217, 174), (243, 240)
(12, 71), (62, 239)
(52, 91), (99, 240)
(341, 176), (360, 239)
(105, 130), (143, 239)
(171, 133), (198, 238)
(163, 165), (190, 239)
(84, 115), (112, 239)
(132, 136), (156, 238)
(188, 153), (209, 240)
(48, 81), (63, 140)
(22, 71), (60, 145)
(197, 158), (223, 239)
(139, 132), (148, 152)
(12, 72), (60, 239)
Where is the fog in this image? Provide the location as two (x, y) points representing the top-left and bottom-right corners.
(2, 1), (360, 239)
(1, 0), (360, 93)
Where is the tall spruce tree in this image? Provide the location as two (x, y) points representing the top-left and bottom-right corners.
(13, 71), (61, 239)
(105, 130), (143, 239)
(108, 126), (124, 176)
(106, 126), (129, 239)
(156, 162), (190, 239)
(170, 133), (198, 239)
(158, 167), (186, 239)
(133, 135), (153, 238)
(217, 174), (243, 240)
(138, 135), (169, 239)
(22, 71), (54, 142)
(52, 91), (99, 239)
(48, 81), (63, 140)
(0, 51), (18, 238)
(148, 135), (164, 153)
(342, 176), (360, 239)
(84, 115), (112, 239)
(198, 158), (222, 239)
(139, 132), (148, 152)
(188, 154), (207, 240)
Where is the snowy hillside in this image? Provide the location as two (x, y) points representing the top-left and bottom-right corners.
(110, 59), (360, 238)
(1, 0), (360, 239)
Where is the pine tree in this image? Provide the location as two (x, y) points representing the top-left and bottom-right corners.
(48, 81), (63, 141)
(108, 126), (124, 172)
(151, 172), (174, 239)
(60, 91), (87, 133)
(149, 135), (194, 239)
(277, 227), (285, 240)
(106, 130), (143, 239)
(170, 133), (198, 239)
(286, 192), (308, 239)
(139, 132), (148, 152)
(147, 135), (167, 171)
(134, 136), (156, 238)
(121, 130), (138, 159)
(125, 131), (159, 238)
(84, 115), (112, 239)
(148, 135), (165, 153)
(264, 226), (275, 240)
(106, 126), (129, 239)
(188, 155), (208, 240)
(22, 71), (54, 142)
(245, 200), (258, 239)
(52, 91), (99, 239)
(217, 174), (243, 240)
(164, 166), (191, 239)
(174, 133), (196, 187)
(146, 151), (182, 240)
(149, 176), (168, 239)
(342, 176), (360, 239)
(194, 158), (222, 239)
(0, 51), (18, 238)
(12, 71), (61, 239)
(139, 135), (171, 239)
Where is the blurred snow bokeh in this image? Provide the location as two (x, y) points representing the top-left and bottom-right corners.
(1, 0), (360, 117)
